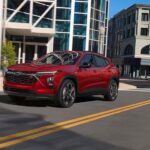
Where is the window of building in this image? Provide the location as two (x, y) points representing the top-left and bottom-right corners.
(54, 34), (69, 51)
(38, 46), (47, 58)
(90, 30), (99, 41)
(123, 17), (126, 25)
(75, 2), (88, 13)
(92, 41), (98, 53)
(126, 29), (130, 38)
(141, 28), (149, 36)
(132, 13), (135, 22)
(123, 31), (126, 39)
(124, 45), (134, 56)
(127, 15), (131, 24)
(73, 37), (86, 51)
(56, 9), (71, 20)
(56, 21), (70, 32)
(141, 45), (150, 54)
(74, 14), (87, 24)
(141, 13), (149, 21)
(100, 0), (106, 11)
(57, 0), (71, 8)
(74, 25), (87, 36)
(131, 27), (135, 37)
(8, 0), (30, 23)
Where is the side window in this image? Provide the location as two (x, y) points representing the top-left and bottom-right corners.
(80, 54), (95, 66)
(94, 55), (108, 67)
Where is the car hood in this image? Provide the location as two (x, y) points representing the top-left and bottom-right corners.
(8, 63), (64, 73)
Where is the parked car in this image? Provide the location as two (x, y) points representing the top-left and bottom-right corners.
(3, 51), (120, 108)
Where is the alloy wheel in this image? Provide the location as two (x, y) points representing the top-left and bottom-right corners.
(109, 81), (118, 100)
(62, 82), (76, 106)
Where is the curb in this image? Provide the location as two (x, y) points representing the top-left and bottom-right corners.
(0, 92), (5, 95)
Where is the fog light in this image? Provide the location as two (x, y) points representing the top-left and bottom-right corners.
(47, 77), (54, 88)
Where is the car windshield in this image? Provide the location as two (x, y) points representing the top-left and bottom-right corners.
(36, 51), (80, 65)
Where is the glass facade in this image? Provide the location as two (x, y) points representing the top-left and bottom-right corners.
(3, 0), (109, 64)
(54, 0), (108, 52)
(54, 0), (71, 51)
(73, 0), (88, 51)
(89, 0), (108, 53)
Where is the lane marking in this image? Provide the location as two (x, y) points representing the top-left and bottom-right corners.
(0, 100), (150, 148)
(1, 100), (150, 142)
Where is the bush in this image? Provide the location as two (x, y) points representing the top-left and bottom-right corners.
(2, 41), (16, 68)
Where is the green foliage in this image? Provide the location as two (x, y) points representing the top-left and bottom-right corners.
(2, 41), (16, 68)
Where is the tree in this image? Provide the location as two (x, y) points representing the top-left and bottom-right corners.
(2, 41), (16, 68)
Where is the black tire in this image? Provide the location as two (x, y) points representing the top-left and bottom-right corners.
(55, 79), (76, 108)
(104, 80), (118, 101)
(8, 95), (26, 102)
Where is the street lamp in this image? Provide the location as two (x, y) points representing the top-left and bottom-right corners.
(99, 27), (105, 55)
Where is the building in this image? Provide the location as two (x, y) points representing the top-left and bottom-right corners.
(0, 0), (109, 65)
(108, 4), (150, 79)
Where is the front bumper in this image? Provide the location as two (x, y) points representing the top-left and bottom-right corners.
(4, 87), (55, 100)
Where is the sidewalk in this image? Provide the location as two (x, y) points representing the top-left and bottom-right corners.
(119, 83), (136, 90)
(0, 77), (3, 92)
(0, 76), (137, 93)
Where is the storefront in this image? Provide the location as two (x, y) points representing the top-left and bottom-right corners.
(140, 59), (150, 79)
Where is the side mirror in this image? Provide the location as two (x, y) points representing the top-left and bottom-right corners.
(79, 62), (91, 68)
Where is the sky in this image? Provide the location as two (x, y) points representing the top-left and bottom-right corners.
(109, 0), (150, 18)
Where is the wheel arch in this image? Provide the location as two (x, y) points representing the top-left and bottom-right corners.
(58, 75), (78, 94)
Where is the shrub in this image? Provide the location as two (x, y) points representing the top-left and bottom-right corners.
(2, 41), (16, 68)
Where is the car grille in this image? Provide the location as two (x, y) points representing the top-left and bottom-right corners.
(5, 71), (37, 84)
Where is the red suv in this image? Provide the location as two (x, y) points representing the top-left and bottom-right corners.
(4, 51), (120, 108)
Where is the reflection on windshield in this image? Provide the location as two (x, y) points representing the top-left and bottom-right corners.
(37, 52), (80, 65)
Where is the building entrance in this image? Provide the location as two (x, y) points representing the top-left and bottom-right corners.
(13, 42), (47, 64)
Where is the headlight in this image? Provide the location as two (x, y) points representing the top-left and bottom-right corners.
(36, 70), (62, 76)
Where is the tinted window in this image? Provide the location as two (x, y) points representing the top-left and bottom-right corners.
(94, 55), (108, 67)
(37, 52), (80, 65)
(80, 54), (95, 66)
(40, 55), (62, 65)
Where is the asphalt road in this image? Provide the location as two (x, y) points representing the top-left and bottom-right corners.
(0, 91), (150, 150)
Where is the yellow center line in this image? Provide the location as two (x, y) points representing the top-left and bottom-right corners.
(0, 100), (150, 148)
(1, 100), (150, 142)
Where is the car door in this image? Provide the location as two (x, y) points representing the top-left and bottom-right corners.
(93, 55), (111, 89)
(76, 54), (98, 93)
